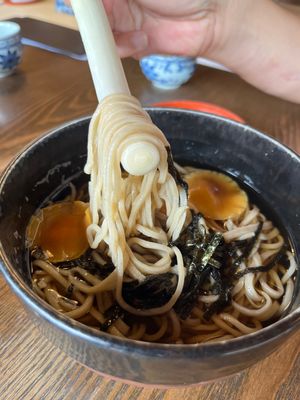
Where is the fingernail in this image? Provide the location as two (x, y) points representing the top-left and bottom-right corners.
(130, 31), (148, 52)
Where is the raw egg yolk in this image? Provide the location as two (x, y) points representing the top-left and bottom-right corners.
(185, 170), (248, 220)
(27, 201), (91, 262)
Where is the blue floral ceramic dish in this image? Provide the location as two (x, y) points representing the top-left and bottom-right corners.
(140, 55), (196, 89)
(0, 22), (22, 78)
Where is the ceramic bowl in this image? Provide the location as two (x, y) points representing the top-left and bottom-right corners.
(0, 21), (22, 78)
(0, 109), (299, 386)
(140, 55), (196, 89)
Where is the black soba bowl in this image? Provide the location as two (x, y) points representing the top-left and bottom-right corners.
(0, 109), (299, 386)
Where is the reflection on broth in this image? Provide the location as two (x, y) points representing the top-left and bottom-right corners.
(185, 169), (248, 220)
(27, 201), (91, 262)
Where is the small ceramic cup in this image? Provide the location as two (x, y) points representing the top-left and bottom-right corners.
(0, 21), (22, 78)
(140, 55), (196, 90)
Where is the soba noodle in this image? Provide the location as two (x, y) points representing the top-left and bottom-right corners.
(84, 94), (187, 316)
(30, 94), (297, 344)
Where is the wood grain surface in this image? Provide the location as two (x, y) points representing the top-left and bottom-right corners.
(0, 44), (300, 400)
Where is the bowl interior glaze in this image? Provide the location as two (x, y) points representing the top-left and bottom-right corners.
(0, 109), (299, 386)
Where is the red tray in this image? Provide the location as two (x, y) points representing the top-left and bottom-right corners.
(151, 100), (245, 123)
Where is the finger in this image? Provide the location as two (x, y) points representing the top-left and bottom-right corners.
(114, 31), (149, 58)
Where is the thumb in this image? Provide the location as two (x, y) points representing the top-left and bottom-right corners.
(114, 31), (148, 58)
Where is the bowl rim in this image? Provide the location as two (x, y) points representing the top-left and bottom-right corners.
(0, 109), (299, 358)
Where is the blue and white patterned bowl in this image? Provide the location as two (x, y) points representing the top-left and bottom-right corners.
(0, 22), (22, 78)
(140, 55), (196, 89)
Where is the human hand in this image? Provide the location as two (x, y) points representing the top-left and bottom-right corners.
(103, 0), (300, 103)
(102, 0), (228, 59)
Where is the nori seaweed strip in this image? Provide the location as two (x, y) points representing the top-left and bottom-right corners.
(208, 258), (221, 269)
(92, 262), (115, 279)
(57, 253), (95, 269)
(199, 233), (223, 271)
(204, 284), (232, 320)
(231, 221), (263, 271)
(66, 283), (74, 298)
(203, 268), (232, 320)
(188, 214), (207, 248)
(122, 272), (178, 309)
(234, 246), (287, 279)
(170, 212), (205, 251)
(175, 232), (223, 319)
(166, 146), (188, 195)
(100, 304), (125, 332)
(174, 268), (210, 319)
(31, 246), (48, 260)
(203, 245), (288, 319)
(57, 253), (115, 279)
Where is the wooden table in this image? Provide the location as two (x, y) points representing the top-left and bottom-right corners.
(0, 0), (77, 29)
(0, 43), (300, 400)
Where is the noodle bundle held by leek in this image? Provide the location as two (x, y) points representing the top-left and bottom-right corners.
(27, 94), (297, 344)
